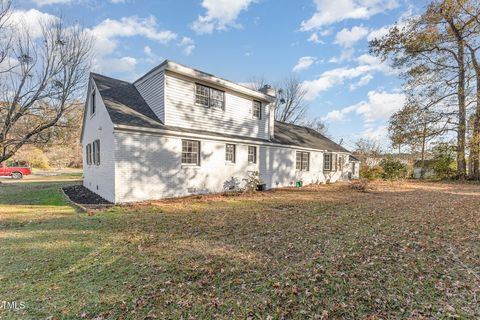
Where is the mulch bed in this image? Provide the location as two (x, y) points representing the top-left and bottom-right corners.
(62, 185), (112, 205)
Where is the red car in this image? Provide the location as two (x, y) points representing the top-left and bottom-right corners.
(0, 161), (32, 179)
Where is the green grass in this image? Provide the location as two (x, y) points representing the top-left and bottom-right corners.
(0, 179), (479, 319)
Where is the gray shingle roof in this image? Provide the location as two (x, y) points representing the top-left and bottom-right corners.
(91, 72), (349, 153)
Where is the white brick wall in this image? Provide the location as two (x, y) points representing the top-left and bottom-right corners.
(113, 130), (352, 203)
(82, 83), (116, 202)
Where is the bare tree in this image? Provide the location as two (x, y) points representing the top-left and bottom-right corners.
(247, 75), (309, 125)
(275, 75), (308, 124)
(0, 7), (93, 163)
(301, 117), (329, 136)
(353, 138), (383, 167)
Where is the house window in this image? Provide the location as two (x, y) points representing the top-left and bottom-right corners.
(86, 144), (92, 165)
(195, 84), (225, 109)
(248, 146), (257, 163)
(225, 144), (236, 163)
(92, 140), (100, 165)
(324, 153), (331, 171)
(324, 153), (337, 172)
(338, 156), (343, 171)
(91, 88), (96, 115)
(253, 100), (261, 119)
(296, 151), (309, 171)
(182, 140), (200, 165)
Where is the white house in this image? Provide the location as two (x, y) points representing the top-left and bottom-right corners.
(80, 60), (359, 203)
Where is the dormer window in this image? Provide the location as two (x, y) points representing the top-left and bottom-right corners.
(91, 87), (96, 115)
(253, 100), (261, 119)
(195, 83), (224, 109)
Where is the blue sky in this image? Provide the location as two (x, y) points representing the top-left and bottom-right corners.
(15, 0), (424, 149)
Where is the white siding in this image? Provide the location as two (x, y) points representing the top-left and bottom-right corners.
(82, 83), (116, 202)
(164, 72), (271, 140)
(134, 70), (165, 123)
(113, 131), (352, 203)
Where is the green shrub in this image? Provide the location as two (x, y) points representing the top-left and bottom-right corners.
(360, 165), (384, 181)
(431, 143), (457, 179)
(243, 171), (262, 193)
(380, 156), (407, 180)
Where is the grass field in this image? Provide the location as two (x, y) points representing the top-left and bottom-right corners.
(0, 178), (479, 319)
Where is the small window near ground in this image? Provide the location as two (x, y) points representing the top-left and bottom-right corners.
(182, 140), (200, 165)
(296, 151), (309, 171)
(225, 144), (236, 163)
(253, 100), (261, 119)
(91, 88), (96, 115)
(86, 144), (92, 165)
(195, 84), (225, 109)
(248, 146), (257, 163)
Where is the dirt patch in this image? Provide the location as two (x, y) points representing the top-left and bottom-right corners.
(62, 185), (112, 205)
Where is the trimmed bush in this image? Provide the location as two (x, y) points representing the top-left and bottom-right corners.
(360, 165), (384, 181)
(380, 156), (407, 180)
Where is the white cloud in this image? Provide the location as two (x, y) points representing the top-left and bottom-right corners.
(348, 90), (405, 122)
(301, 0), (399, 31)
(323, 110), (346, 122)
(179, 37), (195, 56)
(9, 9), (58, 38)
(95, 56), (138, 77)
(89, 16), (177, 55)
(361, 125), (388, 140)
(192, 0), (256, 34)
(302, 54), (392, 100)
(323, 90), (405, 124)
(293, 56), (316, 72)
(334, 25), (369, 47)
(307, 33), (324, 44)
(110, 0), (126, 3)
(32, 0), (72, 6)
(143, 46), (163, 65)
(349, 74), (373, 90)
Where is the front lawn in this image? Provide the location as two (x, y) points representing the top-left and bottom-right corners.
(0, 179), (478, 319)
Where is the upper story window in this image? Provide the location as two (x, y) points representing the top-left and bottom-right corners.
(91, 87), (96, 115)
(225, 144), (236, 163)
(248, 146), (257, 164)
(182, 139), (200, 165)
(195, 83), (224, 109)
(253, 100), (261, 119)
(296, 151), (310, 171)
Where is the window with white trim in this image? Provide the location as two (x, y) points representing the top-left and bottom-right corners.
(338, 155), (343, 171)
(92, 140), (100, 165)
(86, 144), (92, 165)
(253, 100), (261, 119)
(296, 151), (309, 171)
(248, 146), (257, 163)
(182, 140), (200, 165)
(195, 83), (225, 109)
(91, 88), (96, 115)
(324, 153), (337, 172)
(324, 153), (331, 171)
(225, 144), (236, 163)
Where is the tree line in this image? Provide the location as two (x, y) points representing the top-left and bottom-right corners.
(370, 0), (480, 180)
